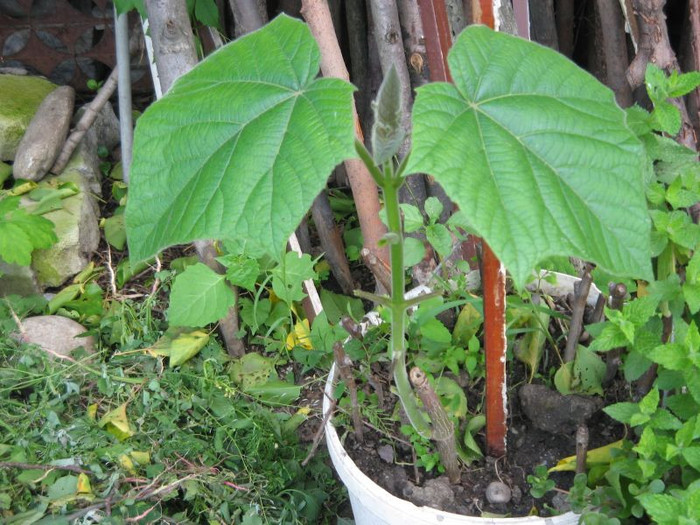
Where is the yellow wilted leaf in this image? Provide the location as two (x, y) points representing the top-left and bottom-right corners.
(296, 406), (311, 416)
(168, 330), (209, 367)
(452, 299), (483, 347)
(118, 453), (136, 475)
(285, 319), (312, 350)
(548, 440), (625, 472)
(98, 403), (134, 441)
(143, 328), (209, 366)
(129, 450), (151, 465)
(9, 180), (37, 196)
(86, 404), (98, 421)
(77, 473), (92, 494)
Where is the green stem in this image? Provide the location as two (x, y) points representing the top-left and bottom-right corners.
(382, 165), (432, 438)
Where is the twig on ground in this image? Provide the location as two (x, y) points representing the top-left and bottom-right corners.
(107, 245), (117, 296)
(6, 300), (24, 336)
(301, 395), (336, 467)
(0, 461), (91, 474)
(126, 503), (158, 523)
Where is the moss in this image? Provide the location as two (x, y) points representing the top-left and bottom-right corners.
(0, 75), (56, 160)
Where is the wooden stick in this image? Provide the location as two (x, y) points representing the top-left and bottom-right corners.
(410, 367), (460, 483)
(575, 425), (589, 474)
(301, 0), (390, 279)
(564, 264), (594, 363)
(333, 341), (364, 442)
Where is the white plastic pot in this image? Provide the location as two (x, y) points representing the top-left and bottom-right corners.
(323, 365), (581, 525)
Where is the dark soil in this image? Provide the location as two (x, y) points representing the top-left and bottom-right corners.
(331, 359), (626, 518)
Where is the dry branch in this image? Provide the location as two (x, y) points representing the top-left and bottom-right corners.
(311, 191), (355, 295)
(410, 367), (460, 483)
(564, 264), (594, 363)
(334, 341), (364, 442)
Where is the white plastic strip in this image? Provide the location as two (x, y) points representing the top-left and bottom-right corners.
(141, 18), (163, 100)
(288, 233), (324, 317)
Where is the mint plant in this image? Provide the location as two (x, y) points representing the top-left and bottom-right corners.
(527, 64), (700, 523)
(126, 14), (652, 486)
(0, 195), (57, 266)
(527, 464), (556, 499)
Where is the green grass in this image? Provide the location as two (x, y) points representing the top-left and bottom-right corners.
(0, 295), (346, 524)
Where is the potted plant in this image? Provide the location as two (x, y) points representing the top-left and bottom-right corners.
(125, 14), (659, 522)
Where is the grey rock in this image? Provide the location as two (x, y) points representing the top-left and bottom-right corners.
(402, 476), (454, 510)
(66, 114), (104, 195)
(12, 315), (95, 357)
(0, 260), (41, 296)
(0, 115), (102, 293)
(75, 101), (121, 152)
(375, 464), (408, 495)
(0, 74), (56, 160)
(485, 481), (512, 504)
(519, 384), (602, 434)
(377, 444), (394, 463)
(0, 67), (28, 75)
(14, 85), (75, 181)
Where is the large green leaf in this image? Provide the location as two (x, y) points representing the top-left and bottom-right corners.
(125, 15), (356, 261)
(408, 26), (652, 288)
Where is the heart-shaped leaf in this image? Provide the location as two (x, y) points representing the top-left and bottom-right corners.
(168, 263), (235, 327)
(126, 15), (355, 261)
(408, 26), (652, 288)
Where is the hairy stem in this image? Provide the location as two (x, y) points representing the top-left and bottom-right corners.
(383, 167), (432, 437)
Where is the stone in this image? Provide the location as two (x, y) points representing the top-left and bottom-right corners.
(0, 260), (41, 296)
(0, 74), (56, 160)
(67, 114), (105, 195)
(30, 167), (100, 288)
(402, 477), (455, 510)
(377, 444), (394, 463)
(485, 481), (512, 504)
(12, 315), (95, 357)
(13, 85), (75, 181)
(0, 109), (102, 294)
(76, 101), (121, 152)
(519, 384), (602, 434)
(0, 67), (28, 75)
